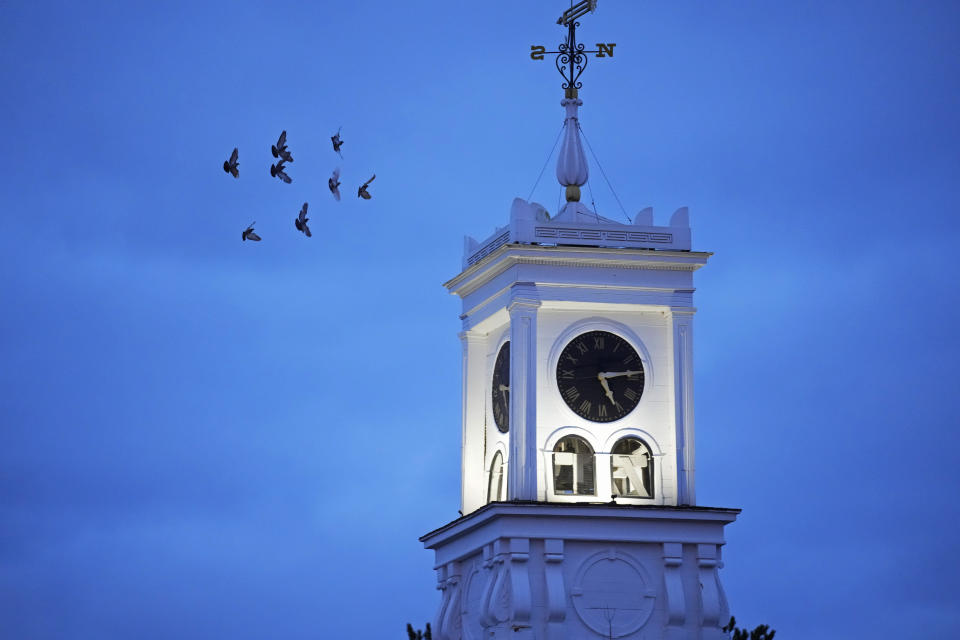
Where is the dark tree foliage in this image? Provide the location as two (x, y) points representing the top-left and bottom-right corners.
(406, 622), (432, 640)
(723, 616), (776, 640)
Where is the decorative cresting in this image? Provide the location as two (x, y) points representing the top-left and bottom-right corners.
(556, 96), (589, 202)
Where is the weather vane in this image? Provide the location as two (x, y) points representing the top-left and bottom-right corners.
(530, 0), (616, 98)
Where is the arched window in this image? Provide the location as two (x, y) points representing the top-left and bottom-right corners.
(610, 437), (653, 498)
(553, 436), (595, 496)
(487, 451), (504, 503)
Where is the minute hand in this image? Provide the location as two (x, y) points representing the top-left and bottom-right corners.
(598, 370), (643, 379)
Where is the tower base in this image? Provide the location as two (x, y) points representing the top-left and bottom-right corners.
(421, 502), (739, 640)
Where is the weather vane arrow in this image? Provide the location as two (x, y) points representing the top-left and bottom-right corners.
(530, 0), (616, 97)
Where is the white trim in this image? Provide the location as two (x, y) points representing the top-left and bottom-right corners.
(486, 330), (511, 438)
(601, 427), (662, 456)
(541, 427), (600, 502)
(485, 449), (507, 504)
(546, 318), (655, 429)
(542, 425), (601, 453)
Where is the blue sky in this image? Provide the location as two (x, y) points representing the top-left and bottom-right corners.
(1, 1), (959, 637)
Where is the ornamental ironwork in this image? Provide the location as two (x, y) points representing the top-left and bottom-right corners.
(530, 0), (616, 95)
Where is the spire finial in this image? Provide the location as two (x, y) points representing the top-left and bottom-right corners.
(556, 95), (588, 198)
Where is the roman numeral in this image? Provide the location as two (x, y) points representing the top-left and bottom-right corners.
(564, 353), (579, 365)
(593, 336), (604, 350)
(560, 369), (575, 380)
(578, 399), (592, 414)
(622, 354), (635, 365)
(563, 386), (580, 402)
(598, 404), (608, 418)
(623, 388), (638, 402)
(576, 341), (588, 355)
(612, 341), (621, 353)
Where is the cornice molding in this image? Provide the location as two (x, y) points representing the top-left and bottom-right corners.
(445, 244), (711, 299)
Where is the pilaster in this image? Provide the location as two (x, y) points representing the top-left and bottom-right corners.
(671, 308), (696, 505)
(507, 283), (541, 501)
(460, 330), (488, 514)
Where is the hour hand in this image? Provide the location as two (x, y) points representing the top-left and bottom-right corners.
(597, 375), (618, 407)
(498, 383), (509, 400)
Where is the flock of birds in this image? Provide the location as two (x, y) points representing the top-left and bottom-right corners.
(223, 128), (376, 242)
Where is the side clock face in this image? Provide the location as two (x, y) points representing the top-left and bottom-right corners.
(491, 342), (510, 433)
(556, 330), (645, 423)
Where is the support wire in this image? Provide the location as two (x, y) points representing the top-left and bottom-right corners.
(578, 123), (631, 223)
(527, 122), (566, 202)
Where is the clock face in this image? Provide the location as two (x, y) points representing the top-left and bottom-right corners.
(556, 330), (644, 423)
(491, 341), (510, 433)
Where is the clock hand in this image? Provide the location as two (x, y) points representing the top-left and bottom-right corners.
(499, 384), (509, 401)
(598, 370), (643, 379)
(597, 375), (618, 407)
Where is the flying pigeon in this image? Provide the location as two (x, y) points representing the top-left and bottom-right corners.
(270, 160), (292, 184)
(242, 222), (261, 242)
(357, 173), (375, 200)
(331, 127), (343, 157)
(294, 202), (311, 237)
(328, 167), (341, 201)
(271, 130), (293, 162)
(223, 147), (239, 178)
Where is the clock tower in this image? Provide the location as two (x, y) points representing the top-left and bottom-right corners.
(421, 4), (739, 639)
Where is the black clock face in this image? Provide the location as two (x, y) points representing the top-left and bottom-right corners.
(556, 330), (644, 423)
(491, 342), (510, 433)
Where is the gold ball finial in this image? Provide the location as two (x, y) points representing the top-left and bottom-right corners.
(565, 185), (581, 202)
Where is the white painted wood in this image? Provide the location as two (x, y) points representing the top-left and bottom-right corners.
(422, 503), (739, 639)
(431, 195), (740, 638)
(508, 284), (540, 501)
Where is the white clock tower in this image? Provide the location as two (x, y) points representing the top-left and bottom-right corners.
(421, 4), (739, 639)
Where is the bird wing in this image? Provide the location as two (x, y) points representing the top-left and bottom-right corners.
(230, 147), (238, 164)
(279, 169), (291, 184)
(299, 202), (308, 220)
(333, 186), (340, 201)
(277, 130), (286, 148)
(248, 231), (261, 241)
(304, 222), (311, 237)
(332, 167), (340, 181)
(364, 173), (376, 186)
